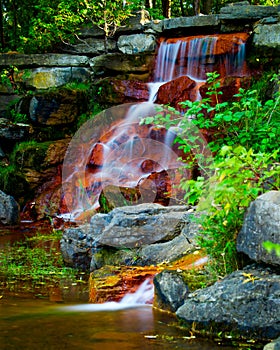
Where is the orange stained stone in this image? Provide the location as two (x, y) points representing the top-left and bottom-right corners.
(89, 251), (207, 303)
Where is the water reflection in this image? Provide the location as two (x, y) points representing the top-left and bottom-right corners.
(0, 297), (238, 350)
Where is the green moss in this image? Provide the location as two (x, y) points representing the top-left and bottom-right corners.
(0, 163), (32, 203)
(10, 140), (52, 171)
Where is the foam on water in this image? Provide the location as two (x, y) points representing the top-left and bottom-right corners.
(62, 279), (154, 312)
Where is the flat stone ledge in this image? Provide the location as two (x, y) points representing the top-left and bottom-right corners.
(0, 54), (89, 68)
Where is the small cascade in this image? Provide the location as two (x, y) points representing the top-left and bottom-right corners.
(150, 33), (249, 102)
(63, 279), (154, 312)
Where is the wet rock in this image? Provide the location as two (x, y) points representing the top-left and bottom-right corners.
(154, 270), (189, 312)
(156, 76), (197, 108)
(95, 78), (150, 104)
(199, 76), (251, 104)
(89, 265), (157, 303)
(0, 190), (20, 225)
(176, 264), (280, 340)
(60, 224), (94, 270)
(117, 34), (156, 54)
(236, 191), (280, 267)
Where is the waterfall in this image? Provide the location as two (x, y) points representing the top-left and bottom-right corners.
(149, 33), (248, 101)
(61, 103), (184, 221)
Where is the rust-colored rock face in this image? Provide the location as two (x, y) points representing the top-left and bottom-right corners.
(156, 76), (197, 108)
(89, 252), (207, 303)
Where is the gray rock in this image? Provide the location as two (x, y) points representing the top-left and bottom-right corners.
(163, 15), (219, 31)
(59, 38), (117, 55)
(0, 118), (30, 140)
(236, 191), (280, 266)
(24, 67), (91, 90)
(0, 54), (89, 68)
(0, 145), (5, 157)
(93, 203), (192, 248)
(264, 337), (280, 350)
(89, 53), (154, 77)
(252, 24), (280, 55)
(60, 224), (95, 270)
(176, 265), (280, 340)
(154, 270), (189, 312)
(61, 204), (201, 271)
(117, 34), (156, 54)
(0, 190), (19, 225)
(219, 4), (278, 21)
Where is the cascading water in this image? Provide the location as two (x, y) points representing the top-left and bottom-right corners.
(60, 32), (249, 222)
(63, 279), (154, 311)
(149, 33), (249, 102)
(61, 103), (187, 221)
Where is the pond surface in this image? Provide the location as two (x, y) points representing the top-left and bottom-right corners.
(0, 225), (259, 350)
(0, 296), (239, 350)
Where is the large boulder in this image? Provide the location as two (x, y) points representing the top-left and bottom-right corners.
(155, 76), (197, 108)
(89, 53), (154, 78)
(176, 264), (280, 340)
(236, 191), (280, 267)
(22, 67), (91, 90)
(60, 204), (201, 271)
(153, 270), (189, 312)
(95, 78), (150, 104)
(18, 89), (88, 125)
(117, 34), (157, 54)
(0, 190), (20, 225)
(0, 53), (89, 68)
(91, 203), (192, 248)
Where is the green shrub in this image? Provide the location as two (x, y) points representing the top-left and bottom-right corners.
(141, 72), (280, 279)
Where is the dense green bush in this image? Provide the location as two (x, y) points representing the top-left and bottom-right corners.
(142, 72), (280, 277)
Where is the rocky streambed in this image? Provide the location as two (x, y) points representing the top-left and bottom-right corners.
(59, 190), (280, 349)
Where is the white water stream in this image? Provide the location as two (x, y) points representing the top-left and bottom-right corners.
(63, 279), (154, 312)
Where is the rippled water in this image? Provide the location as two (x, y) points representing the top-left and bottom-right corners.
(0, 296), (240, 350)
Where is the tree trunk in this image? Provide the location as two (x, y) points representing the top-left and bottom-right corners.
(201, 0), (213, 14)
(145, 0), (153, 8)
(11, 0), (17, 49)
(162, 0), (171, 18)
(0, 0), (4, 50)
(193, 0), (200, 15)
(180, 0), (186, 16)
